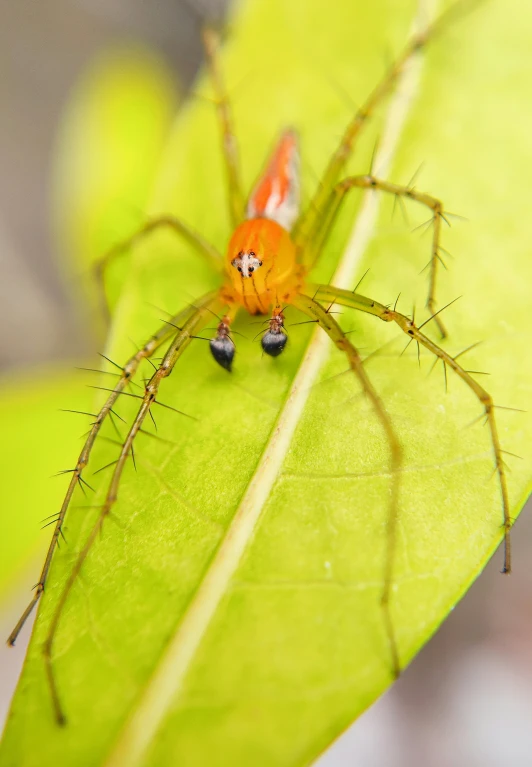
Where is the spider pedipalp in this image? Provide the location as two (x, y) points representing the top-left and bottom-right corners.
(209, 315), (235, 371)
(261, 308), (287, 357)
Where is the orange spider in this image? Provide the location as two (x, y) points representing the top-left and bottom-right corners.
(8, 9), (511, 727)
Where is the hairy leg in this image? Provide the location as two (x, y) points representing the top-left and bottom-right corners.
(294, 1), (465, 246)
(311, 282), (512, 572)
(94, 215), (223, 322)
(202, 28), (245, 227)
(42, 290), (222, 724)
(7, 293), (218, 651)
(291, 293), (402, 678)
(301, 174), (449, 337)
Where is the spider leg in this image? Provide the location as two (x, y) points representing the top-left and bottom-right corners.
(294, 2), (460, 246)
(302, 174), (449, 337)
(291, 293), (402, 678)
(312, 283), (512, 573)
(42, 291), (221, 724)
(7, 292), (218, 654)
(202, 28), (245, 228)
(94, 215), (223, 323)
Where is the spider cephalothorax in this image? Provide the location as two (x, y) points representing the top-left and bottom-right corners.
(222, 214), (302, 317)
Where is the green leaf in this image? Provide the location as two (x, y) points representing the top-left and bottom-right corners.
(2, 0), (532, 765)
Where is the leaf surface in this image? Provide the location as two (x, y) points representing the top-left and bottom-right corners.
(2, 1), (532, 766)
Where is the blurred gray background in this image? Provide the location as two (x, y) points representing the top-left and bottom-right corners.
(0, 0), (226, 371)
(1, 1), (531, 765)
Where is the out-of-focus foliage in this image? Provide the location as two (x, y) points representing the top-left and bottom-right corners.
(0, 368), (90, 595)
(52, 45), (179, 319)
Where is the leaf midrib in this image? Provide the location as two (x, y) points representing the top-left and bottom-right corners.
(103, 2), (434, 764)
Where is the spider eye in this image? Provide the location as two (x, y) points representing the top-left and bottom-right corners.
(259, 261), (263, 266)
(248, 266), (254, 273)
(237, 266), (242, 272)
(249, 251), (255, 256)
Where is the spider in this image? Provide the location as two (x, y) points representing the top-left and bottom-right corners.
(7, 1), (511, 730)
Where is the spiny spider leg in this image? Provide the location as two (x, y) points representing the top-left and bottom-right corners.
(43, 291), (221, 724)
(94, 215), (223, 322)
(312, 283), (512, 572)
(303, 174), (449, 337)
(294, 1), (463, 247)
(202, 28), (245, 227)
(291, 293), (402, 675)
(7, 295), (216, 649)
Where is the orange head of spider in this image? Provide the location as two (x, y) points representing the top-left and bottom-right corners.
(225, 218), (298, 315)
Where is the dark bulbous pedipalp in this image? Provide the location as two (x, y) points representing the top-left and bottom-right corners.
(210, 336), (235, 371)
(261, 330), (288, 357)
